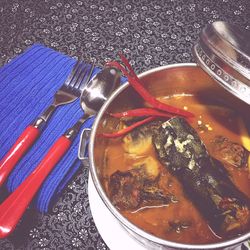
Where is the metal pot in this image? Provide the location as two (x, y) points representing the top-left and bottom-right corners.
(79, 63), (250, 250)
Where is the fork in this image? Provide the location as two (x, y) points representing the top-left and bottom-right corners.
(0, 61), (94, 187)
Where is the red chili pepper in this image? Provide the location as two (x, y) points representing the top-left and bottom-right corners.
(99, 116), (156, 138)
(109, 108), (173, 118)
(118, 52), (138, 78)
(106, 54), (194, 118)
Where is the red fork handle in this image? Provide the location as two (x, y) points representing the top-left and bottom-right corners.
(0, 125), (40, 187)
(0, 136), (71, 238)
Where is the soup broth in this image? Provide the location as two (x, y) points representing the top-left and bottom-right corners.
(101, 94), (250, 244)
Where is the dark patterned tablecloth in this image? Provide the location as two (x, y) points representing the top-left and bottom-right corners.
(0, 0), (249, 249)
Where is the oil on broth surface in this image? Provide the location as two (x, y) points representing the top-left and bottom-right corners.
(102, 94), (250, 244)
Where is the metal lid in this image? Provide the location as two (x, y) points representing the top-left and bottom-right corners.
(193, 21), (250, 105)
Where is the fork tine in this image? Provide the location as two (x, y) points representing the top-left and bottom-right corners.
(69, 62), (88, 89)
(74, 63), (95, 92)
(63, 61), (81, 87)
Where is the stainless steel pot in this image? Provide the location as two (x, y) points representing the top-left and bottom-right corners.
(79, 63), (250, 250)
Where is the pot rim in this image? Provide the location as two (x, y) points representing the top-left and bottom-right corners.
(88, 63), (250, 249)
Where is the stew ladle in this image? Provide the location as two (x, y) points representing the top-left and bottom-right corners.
(0, 67), (120, 238)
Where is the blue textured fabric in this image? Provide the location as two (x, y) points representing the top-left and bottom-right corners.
(0, 44), (102, 213)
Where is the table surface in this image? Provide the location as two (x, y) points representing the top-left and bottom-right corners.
(0, 0), (249, 249)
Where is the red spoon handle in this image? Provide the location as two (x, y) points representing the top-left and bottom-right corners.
(0, 125), (40, 187)
(0, 136), (71, 238)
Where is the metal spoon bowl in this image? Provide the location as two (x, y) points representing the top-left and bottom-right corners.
(81, 67), (120, 114)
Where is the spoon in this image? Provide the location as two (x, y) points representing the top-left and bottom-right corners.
(0, 67), (120, 238)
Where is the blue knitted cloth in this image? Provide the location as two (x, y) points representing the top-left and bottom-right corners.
(0, 44), (101, 213)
